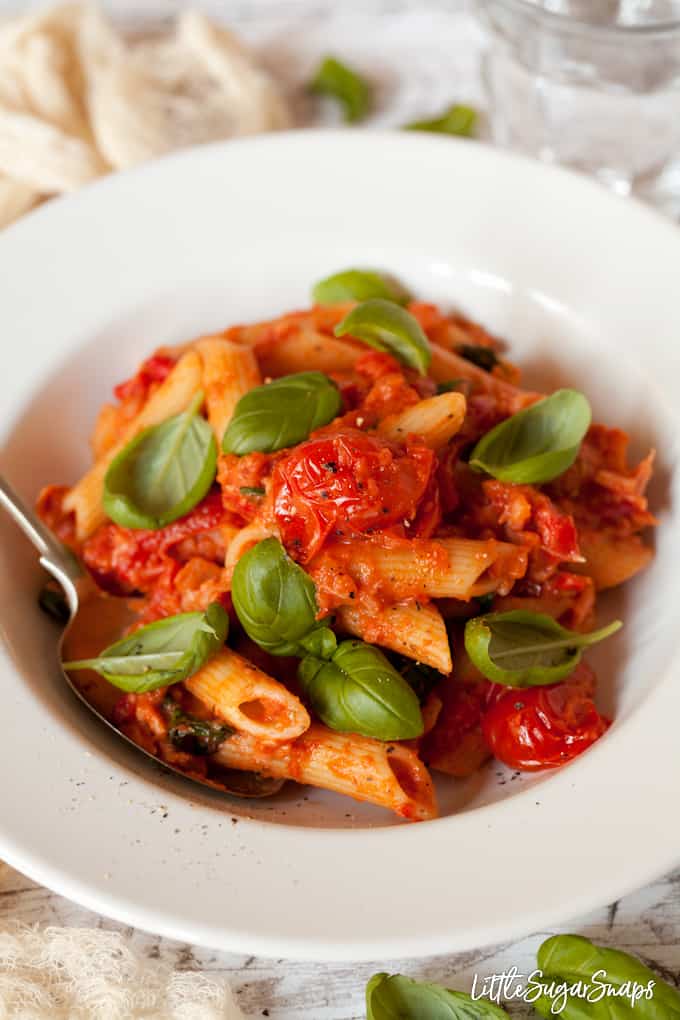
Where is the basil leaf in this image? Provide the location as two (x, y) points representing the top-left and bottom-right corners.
(309, 55), (371, 122)
(533, 935), (680, 1019)
(231, 537), (334, 657)
(469, 389), (591, 484)
(298, 640), (424, 740)
(63, 602), (229, 693)
(366, 973), (509, 1019)
(390, 655), (441, 704)
(104, 392), (217, 530)
(404, 103), (478, 137)
(464, 611), (622, 687)
(222, 372), (342, 455)
(312, 269), (410, 306)
(163, 699), (232, 755)
(239, 486), (265, 497)
(334, 298), (431, 375)
(457, 344), (498, 372)
(38, 585), (70, 625)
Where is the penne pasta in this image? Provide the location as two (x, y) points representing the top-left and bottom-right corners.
(310, 537), (528, 603)
(255, 329), (361, 378)
(379, 391), (466, 449)
(63, 350), (203, 540)
(429, 342), (538, 413)
(196, 335), (261, 444)
(572, 530), (653, 591)
(337, 600), (452, 674)
(185, 648), (310, 743)
(212, 722), (437, 821)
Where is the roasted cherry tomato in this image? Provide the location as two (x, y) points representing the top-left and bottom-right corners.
(272, 427), (434, 561)
(481, 663), (609, 771)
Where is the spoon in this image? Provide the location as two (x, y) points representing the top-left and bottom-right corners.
(0, 473), (283, 799)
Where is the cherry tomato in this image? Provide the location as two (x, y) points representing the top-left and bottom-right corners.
(481, 663), (609, 771)
(82, 488), (225, 595)
(272, 427), (434, 561)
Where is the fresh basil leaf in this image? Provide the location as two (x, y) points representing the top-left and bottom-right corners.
(469, 389), (591, 484)
(298, 640), (424, 740)
(38, 585), (70, 625)
(457, 344), (498, 372)
(222, 372), (341, 456)
(163, 699), (232, 755)
(104, 392), (217, 530)
(63, 602), (229, 693)
(309, 55), (371, 122)
(231, 537), (332, 657)
(334, 298), (431, 375)
(239, 486), (265, 497)
(366, 972), (509, 1019)
(312, 269), (410, 306)
(533, 935), (680, 1019)
(464, 611), (622, 687)
(404, 103), (478, 137)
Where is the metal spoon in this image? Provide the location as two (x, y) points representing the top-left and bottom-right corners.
(0, 473), (283, 799)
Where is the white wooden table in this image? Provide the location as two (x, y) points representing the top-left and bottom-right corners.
(1, 1), (679, 1016)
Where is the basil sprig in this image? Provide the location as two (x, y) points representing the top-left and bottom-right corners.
(464, 610), (622, 687)
(335, 298), (431, 374)
(309, 55), (371, 122)
(533, 935), (680, 1018)
(104, 392), (217, 530)
(222, 372), (341, 456)
(163, 698), (232, 755)
(367, 973), (508, 1019)
(231, 538), (336, 658)
(63, 602), (229, 693)
(469, 389), (591, 485)
(404, 103), (478, 137)
(312, 268), (410, 306)
(299, 640), (423, 741)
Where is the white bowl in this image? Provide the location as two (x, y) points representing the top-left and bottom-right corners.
(1, 131), (679, 960)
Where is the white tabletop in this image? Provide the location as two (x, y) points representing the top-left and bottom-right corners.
(0, 1), (679, 1016)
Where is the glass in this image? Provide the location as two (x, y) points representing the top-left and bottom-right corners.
(479, 0), (680, 215)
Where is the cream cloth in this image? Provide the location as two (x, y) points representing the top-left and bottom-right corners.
(0, 922), (244, 1020)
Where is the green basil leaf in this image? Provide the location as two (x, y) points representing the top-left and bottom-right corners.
(404, 103), (478, 137)
(298, 640), (424, 740)
(309, 55), (371, 122)
(457, 344), (498, 372)
(163, 698), (232, 755)
(469, 389), (591, 484)
(366, 973), (509, 1019)
(533, 935), (680, 1019)
(464, 611), (622, 687)
(103, 392), (217, 530)
(239, 486), (265, 497)
(312, 269), (410, 306)
(389, 655), (441, 704)
(334, 298), (431, 374)
(222, 372), (341, 455)
(231, 537), (331, 657)
(63, 602), (229, 693)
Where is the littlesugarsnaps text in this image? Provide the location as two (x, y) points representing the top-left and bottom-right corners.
(471, 966), (656, 1014)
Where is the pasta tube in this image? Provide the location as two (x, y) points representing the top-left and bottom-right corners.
(185, 648), (310, 742)
(196, 335), (261, 444)
(337, 601), (452, 674)
(379, 392), (466, 449)
(212, 722), (437, 821)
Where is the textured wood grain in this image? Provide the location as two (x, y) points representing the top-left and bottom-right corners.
(0, 1), (679, 1017)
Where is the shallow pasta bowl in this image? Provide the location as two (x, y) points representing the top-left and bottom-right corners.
(1, 131), (680, 960)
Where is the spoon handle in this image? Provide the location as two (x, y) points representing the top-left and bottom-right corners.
(0, 473), (83, 597)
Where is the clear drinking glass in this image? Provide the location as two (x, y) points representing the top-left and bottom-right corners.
(479, 0), (680, 214)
